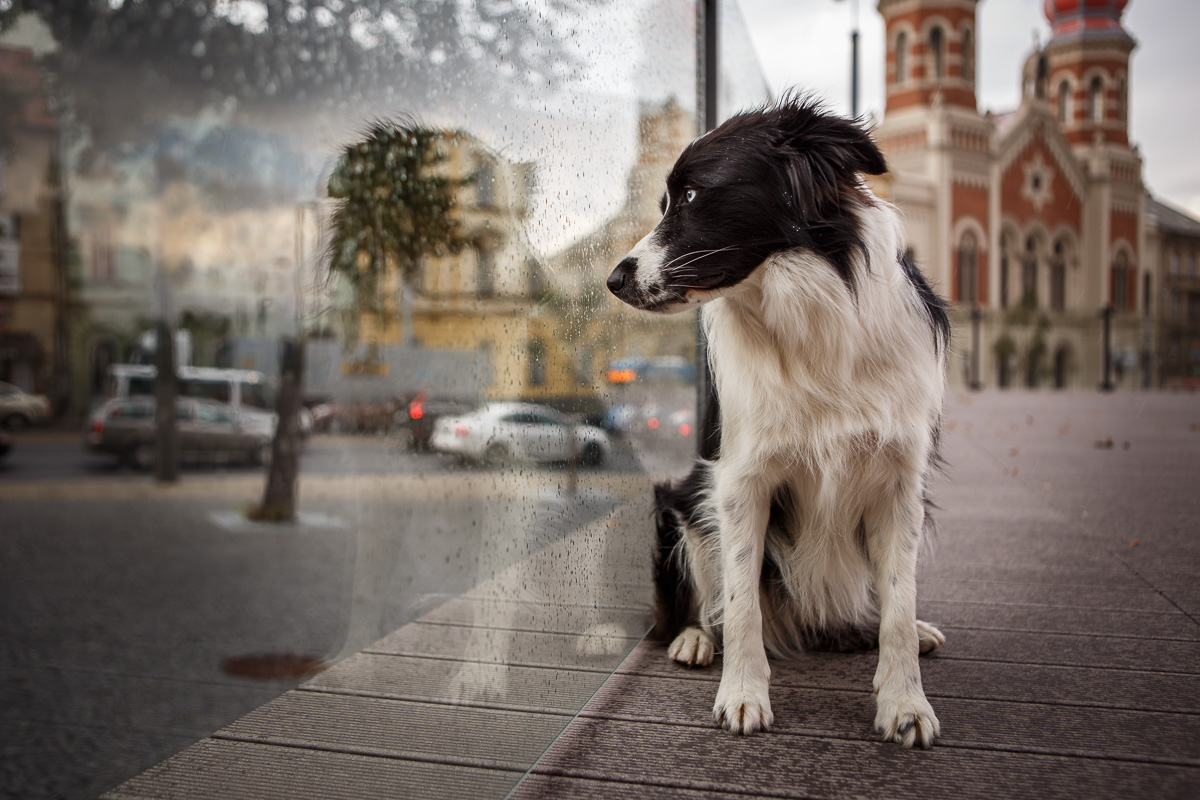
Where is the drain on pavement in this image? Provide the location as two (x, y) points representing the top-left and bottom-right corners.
(221, 653), (327, 680)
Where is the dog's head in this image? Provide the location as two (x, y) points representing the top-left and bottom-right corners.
(606, 96), (887, 313)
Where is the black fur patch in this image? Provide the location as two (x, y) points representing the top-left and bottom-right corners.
(899, 249), (950, 355)
(650, 462), (711, 642)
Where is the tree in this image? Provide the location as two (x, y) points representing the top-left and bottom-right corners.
(326, 121), (470, 343)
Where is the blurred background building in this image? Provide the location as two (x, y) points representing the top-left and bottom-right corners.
(873, 0), (1200, 390)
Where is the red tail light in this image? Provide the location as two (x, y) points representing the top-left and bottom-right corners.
(92, 420), (105, 433)
(678, 423), (692, 437)
(647, 417), (659, 431)
(455, 425), (469, 437)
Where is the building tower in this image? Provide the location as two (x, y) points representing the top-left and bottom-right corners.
(874, 0), (989, 318)
(1030, 0), (1143, 323)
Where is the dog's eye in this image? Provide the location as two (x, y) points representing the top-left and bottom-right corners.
(685, 188), (697, 204)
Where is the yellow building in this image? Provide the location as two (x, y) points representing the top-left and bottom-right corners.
(344, 130), (592, 407)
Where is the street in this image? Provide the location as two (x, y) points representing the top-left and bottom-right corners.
(0, 429), (679, 800)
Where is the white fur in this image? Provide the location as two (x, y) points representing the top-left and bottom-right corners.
(670, 201), (945, 746)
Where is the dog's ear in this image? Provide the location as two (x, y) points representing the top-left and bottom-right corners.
(774, 100), (887, 179)
(769, 100), (887, 222)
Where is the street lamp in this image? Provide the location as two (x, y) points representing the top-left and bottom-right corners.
(1099, 304), (1115, 391)
(835, 0), (860, 118)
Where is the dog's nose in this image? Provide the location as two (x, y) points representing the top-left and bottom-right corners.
(607, 258), (635, 295)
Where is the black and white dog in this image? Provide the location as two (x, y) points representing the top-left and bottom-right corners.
(606, 97), (950, 748)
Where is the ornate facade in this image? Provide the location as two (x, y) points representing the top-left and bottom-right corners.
(873, 0), (1189, 389)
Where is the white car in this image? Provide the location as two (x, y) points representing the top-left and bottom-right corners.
(0, 381), (51, 430)
(430, 402), (610, 466)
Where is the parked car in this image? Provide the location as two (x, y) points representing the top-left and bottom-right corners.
(0, 381), (51, 430)
(397, 392), (477, 452)
(310, 397), (399, 434)
(430, 402), (611, 466)
(84, 396), (273, 469)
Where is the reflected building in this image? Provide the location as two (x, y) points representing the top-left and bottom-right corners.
(0, 44), (67, 407)
(549, 97), (699, 385)
(874, 0), (1199, 389)
(324, 127), (595, 409)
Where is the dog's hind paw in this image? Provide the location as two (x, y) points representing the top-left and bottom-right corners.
(874, 690), (939, 749)
(916, 619), (945, 654)
(713, 681), (773, 735)
(667, 626), (715, 667)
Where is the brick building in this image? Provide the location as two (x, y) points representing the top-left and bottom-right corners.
(873, 0), (1193, 389)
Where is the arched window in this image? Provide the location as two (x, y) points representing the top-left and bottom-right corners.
(895, 31), (908, 85)
(1035, 56), (1049, 100)
(1111, 251), (1130, 310)
(1116, 76), (1127, 123)
(957, 231), (978, 304)
(1089, 76), (1104, 123)
(962, 28), (974, 84)
(929, 26), (944, 80)
(1058, 79), (1071, 124)
(1050, 238), (1067, 311)
(1022, 235), (1039, 307)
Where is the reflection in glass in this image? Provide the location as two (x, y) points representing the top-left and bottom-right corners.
(0, 1), (770, 797)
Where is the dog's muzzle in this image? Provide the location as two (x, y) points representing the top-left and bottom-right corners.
(606, 256), (639, 303)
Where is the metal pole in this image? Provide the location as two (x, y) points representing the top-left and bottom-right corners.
(697, 0), (721, 461)
(1099, 304), (1115, 391)
(851, 28), (859, 118)
(969, 306), (982, 390)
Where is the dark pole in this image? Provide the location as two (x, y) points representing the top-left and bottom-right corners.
(697, 0), (721, 461)
(969, 306), (982, 390)
(1099, 304), (1115, 391)
(850, 27), (859, 118)
(837, 0), (860, 119)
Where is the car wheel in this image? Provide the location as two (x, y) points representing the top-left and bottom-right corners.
(3, 413), (30, 431)
(128, 441), (156, 470)
(252, 441), (273, 466)
(582, 442), (605, 467)
(485, 442), (511, 465)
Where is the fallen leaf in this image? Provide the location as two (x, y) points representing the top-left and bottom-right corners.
(1131, 540), (1140, 548)
(1009, 447), (1020, 457)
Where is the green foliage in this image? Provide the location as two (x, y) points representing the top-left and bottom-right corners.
(327, 121), (469, 301)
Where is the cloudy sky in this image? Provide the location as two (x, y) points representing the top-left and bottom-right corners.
(738, 0), (1200, 218)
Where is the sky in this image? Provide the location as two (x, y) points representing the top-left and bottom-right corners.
(737, 0), (1200, 219)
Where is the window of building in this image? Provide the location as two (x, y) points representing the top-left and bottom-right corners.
(1116, 76), (1127, 123)
(1089, 75), (1104, 123)
(1022, 235), (1039, 307)
(929, 27), (945, 80)
(957, 231), (978, 305)
(962, 28), (974, 84)
(474, 162), (495, 208)
(475, 244), (495, 298)
(895, 31), (908, 85)
(1112, 251), (1130, 310)
(1050, 238), (1067, 311)
(1058, 79), (1071, 124)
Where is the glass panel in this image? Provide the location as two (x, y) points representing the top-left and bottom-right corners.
(0, 1), (769, 797)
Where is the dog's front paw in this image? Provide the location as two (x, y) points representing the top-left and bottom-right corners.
(916, 619), (946, 654)
(713, 679), (773, 735)
(874, 689), (939, 749)
(667, 626), (715, 667)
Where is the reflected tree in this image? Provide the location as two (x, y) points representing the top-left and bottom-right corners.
(327, 120), (469, 346)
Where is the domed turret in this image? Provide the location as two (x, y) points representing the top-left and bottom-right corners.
(1044, 0), (1131, 40)
(1039, 0), (1135, 147)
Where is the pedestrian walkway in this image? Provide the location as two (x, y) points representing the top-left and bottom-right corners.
(103, 392), (1200, 800)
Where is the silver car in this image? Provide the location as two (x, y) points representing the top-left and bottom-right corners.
(0, 381), (51, 430)
(430, 402), (610, 466)
(85, 396), (272, 469)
